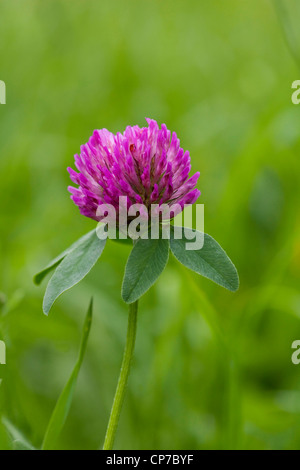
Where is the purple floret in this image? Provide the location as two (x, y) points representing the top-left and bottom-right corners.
(68, 118), (200, 222)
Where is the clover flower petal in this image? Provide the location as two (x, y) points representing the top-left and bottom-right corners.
(68, 118), (200, 222)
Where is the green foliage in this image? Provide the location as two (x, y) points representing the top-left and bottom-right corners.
(122, 238), (169, 303)
(33, 230), (96, 285)
(170, 228), (239, 292)
(2, 418), (35, 450)
(42, 299), (93, 450)
(1, 300), (93, 450)
(42, 229), (106, 315)
(1, 0), (300, 451)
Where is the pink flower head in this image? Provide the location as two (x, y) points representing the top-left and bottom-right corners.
(68, 118), (200, 223)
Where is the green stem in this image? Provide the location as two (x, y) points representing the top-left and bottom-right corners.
(103, 300), (138, 450)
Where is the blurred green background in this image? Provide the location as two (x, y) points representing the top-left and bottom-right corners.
(1, 0), (300, 450)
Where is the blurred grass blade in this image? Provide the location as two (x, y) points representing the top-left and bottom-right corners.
(42, 298), (93, 450)
(170, 227), (239, 292)
(2, 417), (35, 450)
(0, 419), (12, 450)
(34, 229), (96, 285)
(273, 0), (300, 67)
(43, 228), (106, 315)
